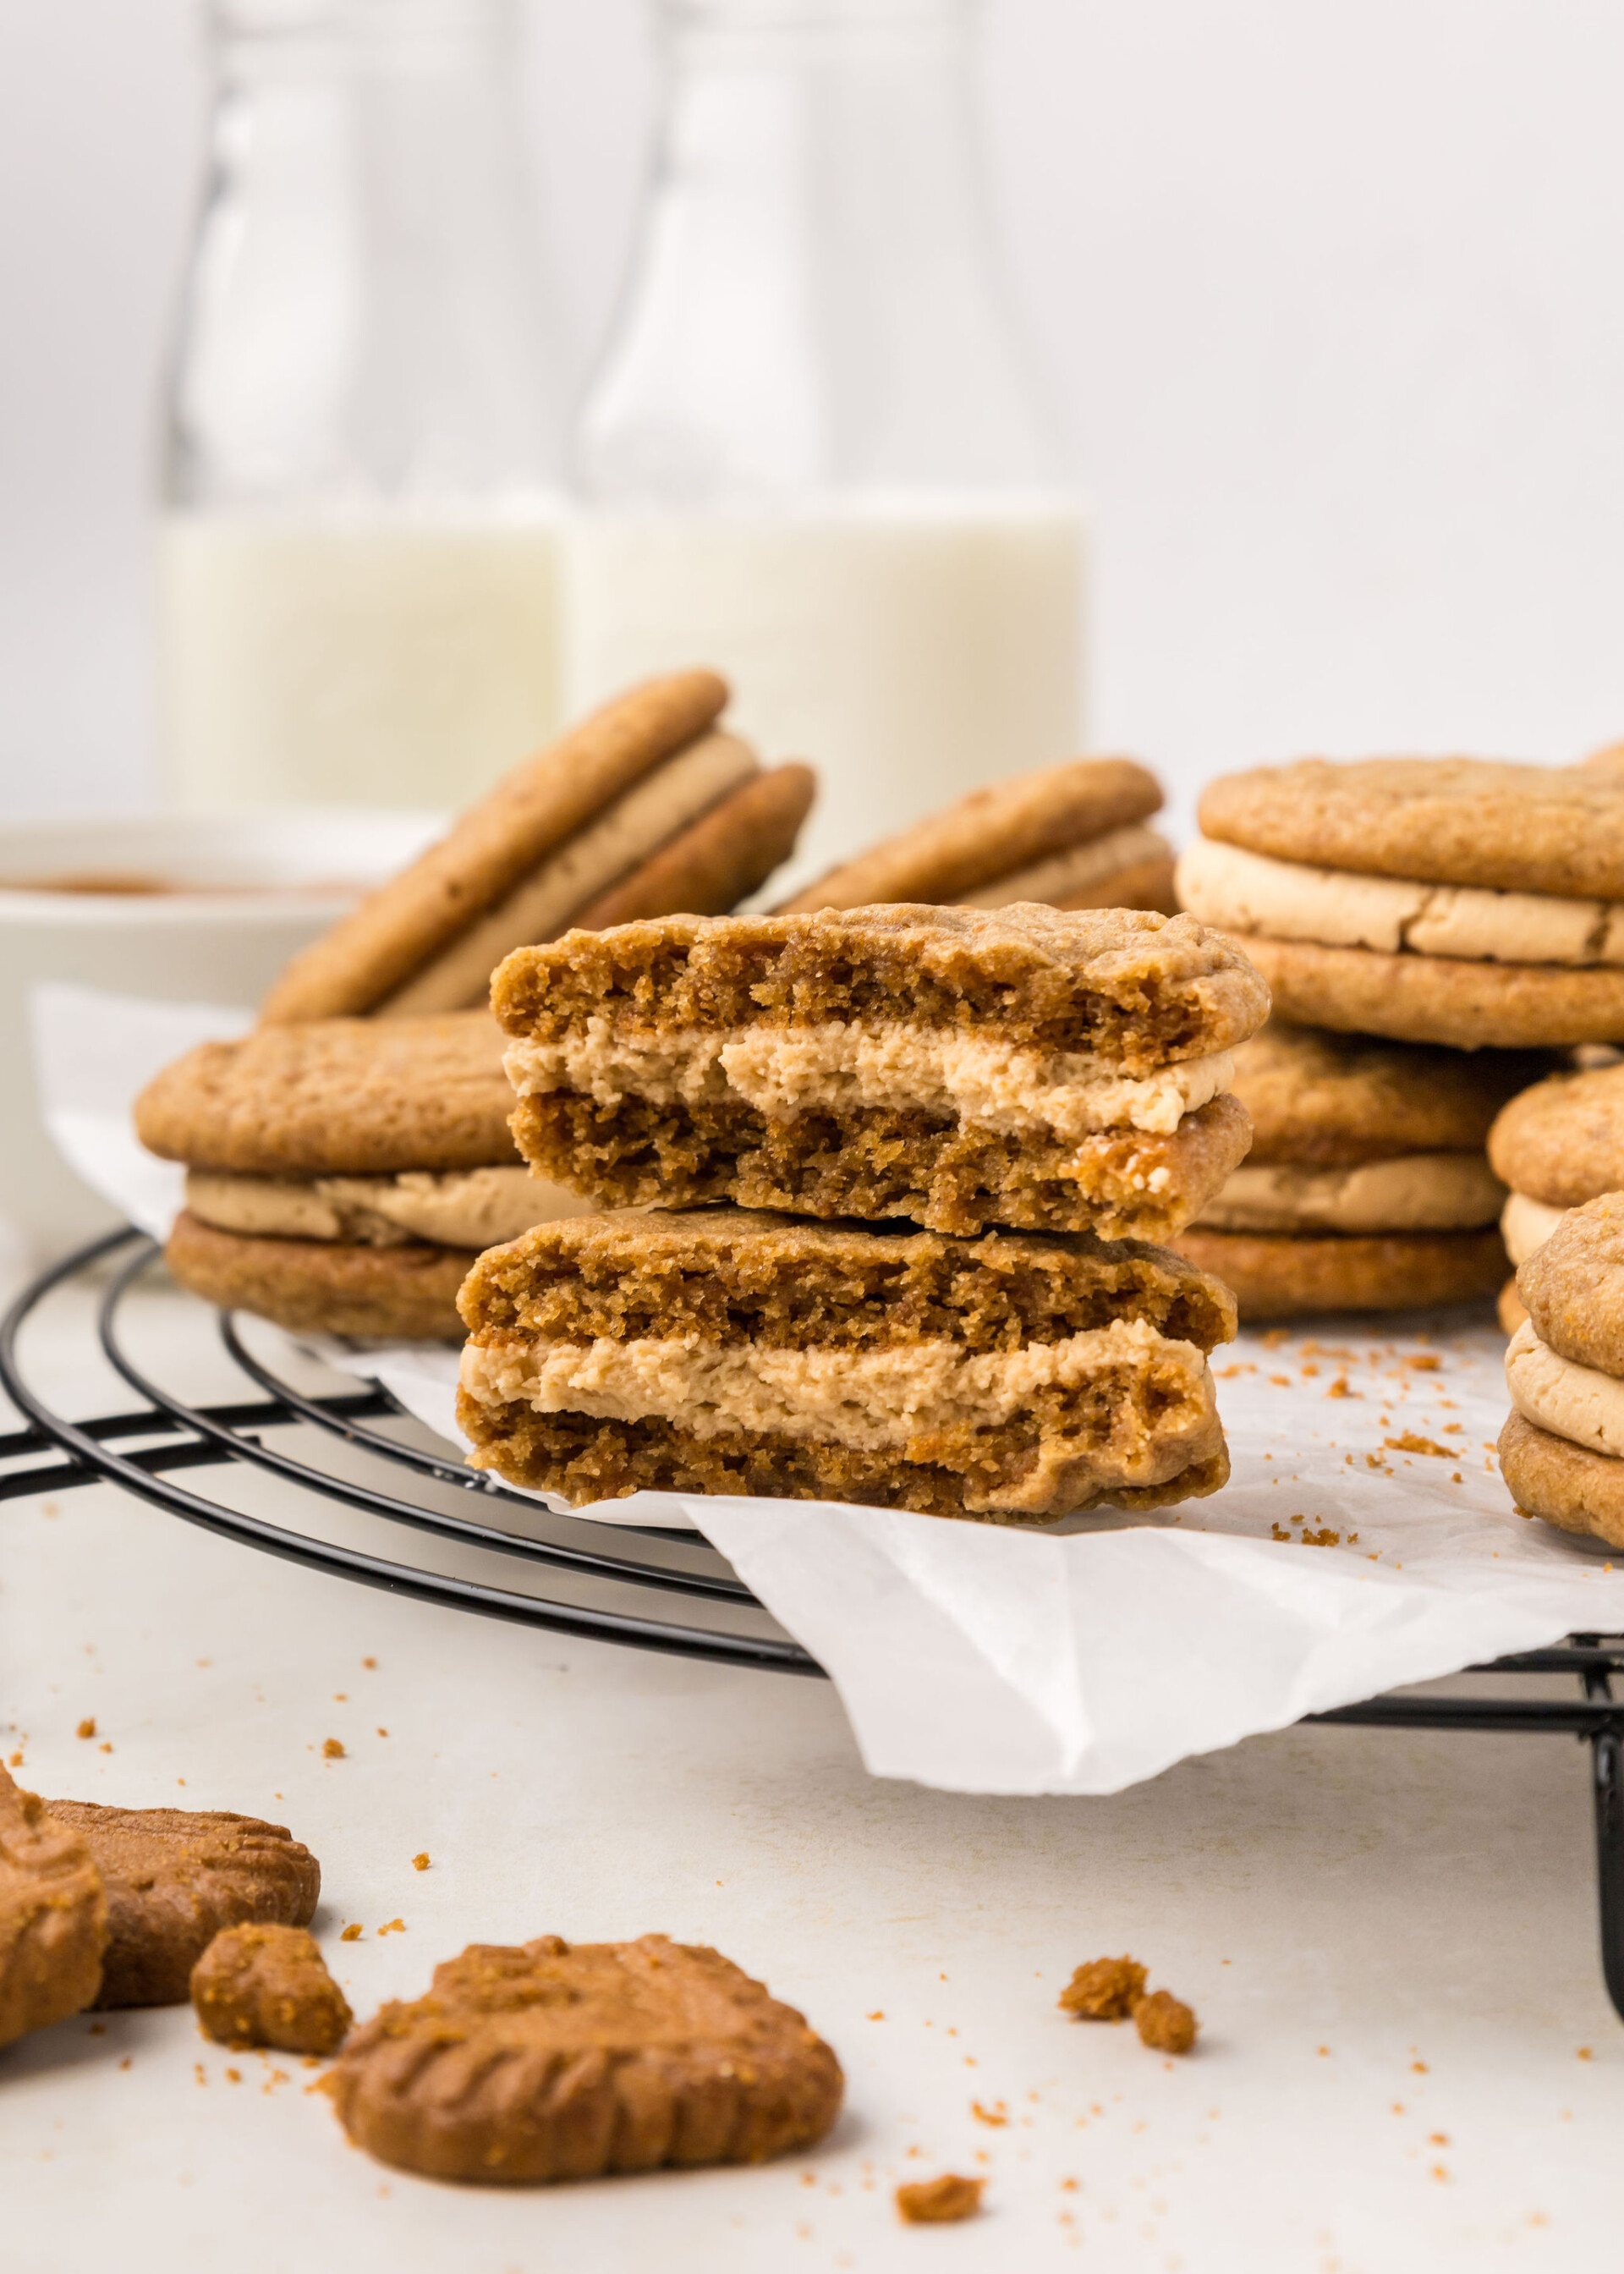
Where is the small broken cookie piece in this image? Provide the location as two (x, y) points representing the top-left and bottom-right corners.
(896, 2173), (985, 2224)
(329, 1933), (842, 2183)
(191, 1922), (352, 2056)
(1057, 1954), (1147, 2020)
(0, 1766), (107, 2047)
(45, 1801), (320, 2008)
(1132, 1989), (1199, 2055)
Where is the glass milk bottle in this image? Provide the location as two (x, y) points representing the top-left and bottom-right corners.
(160, 0), (563, 810)
(565, 0), (1084, 892)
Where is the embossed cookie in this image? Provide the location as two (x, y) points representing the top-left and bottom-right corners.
(1, 1766), (107, 2048)
(458, 1207), (1236, 1521)
(46, 1802), (320, 2008)
(327, 1933), (843, 2183)
(493, 904), (1267, 1241)
(780, 756), (1171, 916)
(191, 1922), (352, 2055)
(261, 673), (815, 1021)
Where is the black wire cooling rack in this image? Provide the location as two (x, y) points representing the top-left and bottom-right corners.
(3, 1228), (1621, 2023)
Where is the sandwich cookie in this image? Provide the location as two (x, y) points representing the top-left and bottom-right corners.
(137, 1013), (590, 1338)
(1168, 1023), (1534, 1319)
(1500, 1192), (1624, 1550)
(457, 1208), (1237, 1522)
(778, 756), (1172, 916)
(1489, 1060), (1624, 1332)
(261, 672), (816, 1022)
(1177, 758), (1624, 1048)
(491, 903), (1267, 1242)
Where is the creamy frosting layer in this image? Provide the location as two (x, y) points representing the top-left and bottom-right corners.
(459, 1316), (1215, 1516)
(505, 1020), (1234, 1140)
(1177, 838), (1624, 965)
(186, 1165), (590, 1250)
(1198, 1152), (1505, 1235)
(1501, 1189), (1570, 1266)
(1506, 1318), (1624, 1458)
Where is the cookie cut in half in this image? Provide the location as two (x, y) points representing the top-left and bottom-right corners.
(1499, 1193), (1624, 1551)
(492, 904), (1266, 1241)
(1168, 1023), (1531, 1318)
(138, 1013), (588, 1338)
(260, 671), (815, 1021)
(1178, 757), (1624, 1048)
(457, 1208), (1237, 1521)
(778, 755), (1174, 918)
(328, 1933), (843, 2183)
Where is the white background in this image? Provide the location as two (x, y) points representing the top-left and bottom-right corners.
(4, 0), (1624, 824)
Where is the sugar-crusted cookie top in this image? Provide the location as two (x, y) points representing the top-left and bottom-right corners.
(135, 1013), (518, 1175)
(1234, 1021), (1547, 1166)
(1489, 1063), (1624, 1206)
(491, 904), (1269, 1068)
(1200, 758), (1624, 898)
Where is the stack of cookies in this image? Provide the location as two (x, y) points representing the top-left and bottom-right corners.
(1500, 1195), (1624, 1552)
(136, 1013), (589, 1337)
(1171, 1024), (1540, 1320)
(778, 756), (1175, 918)
(1489, 1061), (1624, 1332)
(263, 671), (815, 1023)
(454, 902), (1269, 1523)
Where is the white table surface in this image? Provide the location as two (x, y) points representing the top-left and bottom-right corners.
(3, 1262), (1621, 2273)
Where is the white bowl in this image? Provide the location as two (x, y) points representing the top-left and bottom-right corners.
(0, 810), (442, 1260)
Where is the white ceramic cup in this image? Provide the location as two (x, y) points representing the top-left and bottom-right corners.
(0, 810), (442, 1261)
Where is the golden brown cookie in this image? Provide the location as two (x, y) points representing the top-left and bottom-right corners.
(45, 1801), (320, 2008)
(1199, 758), (1624, 898)
(1488, 1064), (1624, 1206)
(458, 1208), (1235, 1521)
(572, 763), (817, 932)
(1169, 1226), (1507, 1320)
(0, 1766), (107, 2048)
(165, 1211), (475, 1339)
(261, 672), (729, 1021)
(327, 1933), (843, 2183)
(191, 1923), (352, 2055)
(1237, 935), (1624, 1051)
(136, 1013), (518, 1178)
(1498, 1409), (1624, 1550)
(1232, 1023), (1547, 1166)
(777, 757), (1163, 913)
(493, 904), (1267, 1240)
(1513, 1191), (1624, 1373)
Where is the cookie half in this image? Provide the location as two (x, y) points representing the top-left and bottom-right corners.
(329, 1933), (843, 2183)
(457, 1209), (1236, 1521)
(1498, 1410), (1624, 1551)
(493, 905), (1267, 1240)
(45, 1802), (320, 2009)
(165, 1211), (475, 1339)
(0, 1767), (107, 2048)
(1169, 1226), (1506, 1320)
(1232, 937), (1624, 1051)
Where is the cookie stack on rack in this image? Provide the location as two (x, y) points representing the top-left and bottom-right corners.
(1175, 755), (1624, 1316)
(1489, 1061), (1624, 1332)
(455, 901), (1270, 1524)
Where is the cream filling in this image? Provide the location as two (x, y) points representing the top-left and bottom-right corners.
(958, 825), (1171, 909)
(1197, 1151), (1505, 1235)
(1501, 1190), (1570, 1267)
(459, 1316), (1215, 1515)
(185, 1165), (590, 1250)
(1177, 838), (1624, 965)
(1506, 1318), (1624, 1459)
(506, 1021), (1234, 1140)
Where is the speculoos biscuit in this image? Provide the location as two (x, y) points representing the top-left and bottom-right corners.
(0, 1766), (107, 2048)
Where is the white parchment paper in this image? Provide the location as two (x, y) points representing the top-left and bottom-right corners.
(33, 983), (1624, 1797)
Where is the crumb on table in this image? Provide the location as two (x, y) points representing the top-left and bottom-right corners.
(1058, 1955), (1146, 2020)
(896, 2173), (984, 2224)
(1133, 1989), (1199, 2055)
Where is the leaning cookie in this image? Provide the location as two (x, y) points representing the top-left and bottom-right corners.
(328, 1933), (839, 2183)
(1498, 1192), (1624, 1550)
(261, 672), (815, 1021)
(46, 1802), (320, 2008)
(778, 755), (1172, 916)
(1, 1766), (107, 2048)
(1178, 758), (1624, 1048)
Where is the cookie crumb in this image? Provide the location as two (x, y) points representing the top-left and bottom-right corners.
(411, 1853), (430, 1872)
(1133, 1990), (1198, 2054)
(377, 1918), (405, 1935)
(1385, 1432), (1450, 1458)
(340, 1924), (363, 1942)
(192, 1923), (353, 2057)
(362, 1657), (377, 1670)
(970, 2099), (1008, 2127)
(321, 1738), (345, 1760)
(1058, 1955), (1146, 2020)
(75, 1718), (96, 1740)
(896, 2173), (984, 2224)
